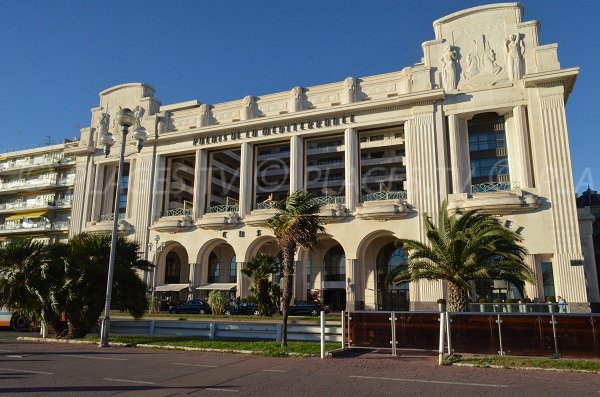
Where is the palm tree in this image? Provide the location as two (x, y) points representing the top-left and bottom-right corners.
(266, 190), (324, 347)
(242, 253), (278, 316)
(390, 200), (535, 312)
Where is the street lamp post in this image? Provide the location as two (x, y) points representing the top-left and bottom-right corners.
(99, 108), (148, 348)
(151, 234), (163, 300)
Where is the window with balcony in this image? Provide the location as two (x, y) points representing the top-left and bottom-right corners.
(305, 135), (345, 204)
(468, 113), (510, 191)
(254, 142), (290, 209)
(359, 126), (406, 202)
(206, 149), (240, 213)
(164, 155), (195, 217)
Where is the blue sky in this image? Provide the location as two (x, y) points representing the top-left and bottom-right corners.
(1, 1), (598, 191)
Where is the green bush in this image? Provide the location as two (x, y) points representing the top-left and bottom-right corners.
(437, 298), (446, 304)
(207, 290), (229, 315)
(478, 298), (489, 303)
(506, 298), (517, 304)
(493, 299), (503, 304)
(545, 295), (556, 303)
(522, 297), (532, 303)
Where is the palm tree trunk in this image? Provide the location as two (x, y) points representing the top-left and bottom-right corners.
(280, 244), (296, 347)
(447, 282), (470, 312)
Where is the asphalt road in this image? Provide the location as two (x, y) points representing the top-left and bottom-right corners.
(1, 332), (600, 396)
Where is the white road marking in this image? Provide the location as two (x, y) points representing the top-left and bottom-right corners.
(172, 362), (218, 368)
(6, 355), (24, 358)
(62, 354), (127, 361)
(204, 388), (239, 393)
(263, 369), (288, 373)
(0, 349), (13, 352)
(0, 368), (53, 375)
(103, 378), (154, 385)
(349, 375), (509, 388)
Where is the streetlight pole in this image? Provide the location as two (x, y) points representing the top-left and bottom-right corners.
(151, 234), (161, 300)
(99, 108), (148, 348)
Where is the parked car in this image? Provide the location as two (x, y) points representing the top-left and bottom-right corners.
(288, 300), (330, 316)
(169, 300), (212, 314)
(224, 302), (260, 316)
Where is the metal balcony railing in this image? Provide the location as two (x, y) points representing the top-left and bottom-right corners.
(163, 208), (193, 217)
(470, 181), (518, 193)
(362, 190), (407, 202)
(207, 204), (239, 213)
(99, 213), (126, 222)
(256, 201), (277, 210)
(310, 195), (345, 205)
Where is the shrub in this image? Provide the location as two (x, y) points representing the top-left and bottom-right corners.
(478, 298), (489, 303)
(545, 295), (556, 303)
(207, 290), (229, 315)
(493, 299), (503, 304)
(522, 297), (532, 303)
(437, 298), (446, 304)
(506, 298), (517, 304)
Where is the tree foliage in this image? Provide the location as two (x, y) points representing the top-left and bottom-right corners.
(207, 290), (228, 315)
(266, 190), (324, 346)
(390, 201), (535, 312)
(0, 233), (152, 338)
(242, 253), (278, 315)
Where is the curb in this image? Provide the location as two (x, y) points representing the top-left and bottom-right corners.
(453, 362), (600, 374)
(16, 336), (316, 357)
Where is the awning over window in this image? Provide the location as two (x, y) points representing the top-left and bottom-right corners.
(154, 283), (189, 292)
(196, 283), (237, 291)
(4, 210), (49, 221)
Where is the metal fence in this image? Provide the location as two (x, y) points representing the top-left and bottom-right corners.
(344, 311), (600, 359)
(109, 319), (342, 343)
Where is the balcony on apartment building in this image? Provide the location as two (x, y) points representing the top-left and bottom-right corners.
(0, 177), (75, 194)
(449, 180), (540, 215)
(0, 155), (75, 175)
(0, 220), (70, 235)
(0, 198), (72, 214)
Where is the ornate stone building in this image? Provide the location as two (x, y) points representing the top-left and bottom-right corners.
(65, 3), (599, 311)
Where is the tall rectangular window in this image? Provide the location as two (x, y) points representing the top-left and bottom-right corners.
(206, 149), (241, 213)
(305, 135), (345, 203)
(468, 113), (510, 190)
(254, 142), (290, 208)
(100, 162), (130, 217)
(359, 126), (406, 202)
(541, 261), (555, 300)
(164, 155), (195, 216)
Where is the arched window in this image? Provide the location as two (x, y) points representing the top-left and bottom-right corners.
(324, 245), (345, 282)
(164, 251), (181, 284)
(208, 252), (220, 283)
(376, 242), (409, 310)
(229, 256), (237, 283)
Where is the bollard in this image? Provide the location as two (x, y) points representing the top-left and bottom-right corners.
(320, 311), (326, 359)
(438, 311), (446, 365)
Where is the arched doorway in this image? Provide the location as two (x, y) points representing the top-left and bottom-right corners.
(164, 251), (181, 284)
(322, 244), (346, 311)
(376, 242), (409, 310)
(197, 241), (237, 300)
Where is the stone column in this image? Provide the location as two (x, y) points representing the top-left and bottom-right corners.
(188, 263), (198, 300)
(447, 114), (469, 194)
(535, 90), (586, 304)
(344, 127), (359, 212)
(69, 155), (93, 236)
(405, 111), (444, 307)
(193, 149), (207, 218)
(294, 260), (306, 301)
(131, 154), (155, 256)
(523, 254), (540, 301)
(90, 163), (105, 222)
(513, 105), (533, 188)
(239, 142), (253, 218)
(289, 135), (303, 193)
(345, 258), (364, 311)
(152, 156), (166, 224)
(236, 262), (251, 298)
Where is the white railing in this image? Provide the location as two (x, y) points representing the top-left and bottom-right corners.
(0, 200), (56, 211)
(207, 204), (239, 213)
(470, 181), (518, 193)
(99, 213), (126, 222)
(362, 190), (407, 202)
(256, 201), (277, 210)
(164, 208), (193, 217)
(52, 221), (70, 230)
(0, 155), (75, 172)
(310, 195), (345, 205)
(0, 223), (52, 231)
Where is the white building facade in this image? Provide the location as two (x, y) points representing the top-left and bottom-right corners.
(65, 3), (599, 311)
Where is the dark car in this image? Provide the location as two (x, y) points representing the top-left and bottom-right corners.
(169, 300), (212, 314)
(288, 300), (330, 316)
(224, 302), (260, 316)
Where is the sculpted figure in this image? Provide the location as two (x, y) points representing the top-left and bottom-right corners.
(291, 86), (304, 111)
(96, 112), (110, 135)
(400, 67), (413, 93)
(440, 45), (458, 90)
(133, 106), (145, 128)
(483, 47), (502, 75)
(505, 33), (525, 80)
(242, 96), (255, 120)
(344, 77), (358, 103)
(199, 104), (211, 127)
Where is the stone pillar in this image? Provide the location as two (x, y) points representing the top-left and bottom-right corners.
(289, 135), (303, 193)
(132, 154), (155, 257)
(69, 155), (92, 236)
(534, 90), (586, 304)
(90, 163), (105, 222)
(188, 263), (198, 300)
(239, 142), (253, 218)
(193, 149), (207, 218)
(513, 105), (533, 188)
(405, 111), (444, 307)
(294, 260), (306, 301)
(236, 262), (251, 298)
(523, 254), (540, 301)
(152, 156), (166, 224)
(344, 128), (359, 212)
(345, 258), (364, 311)
(579, 208), (600, 303)
(447, 114), (469, 194)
